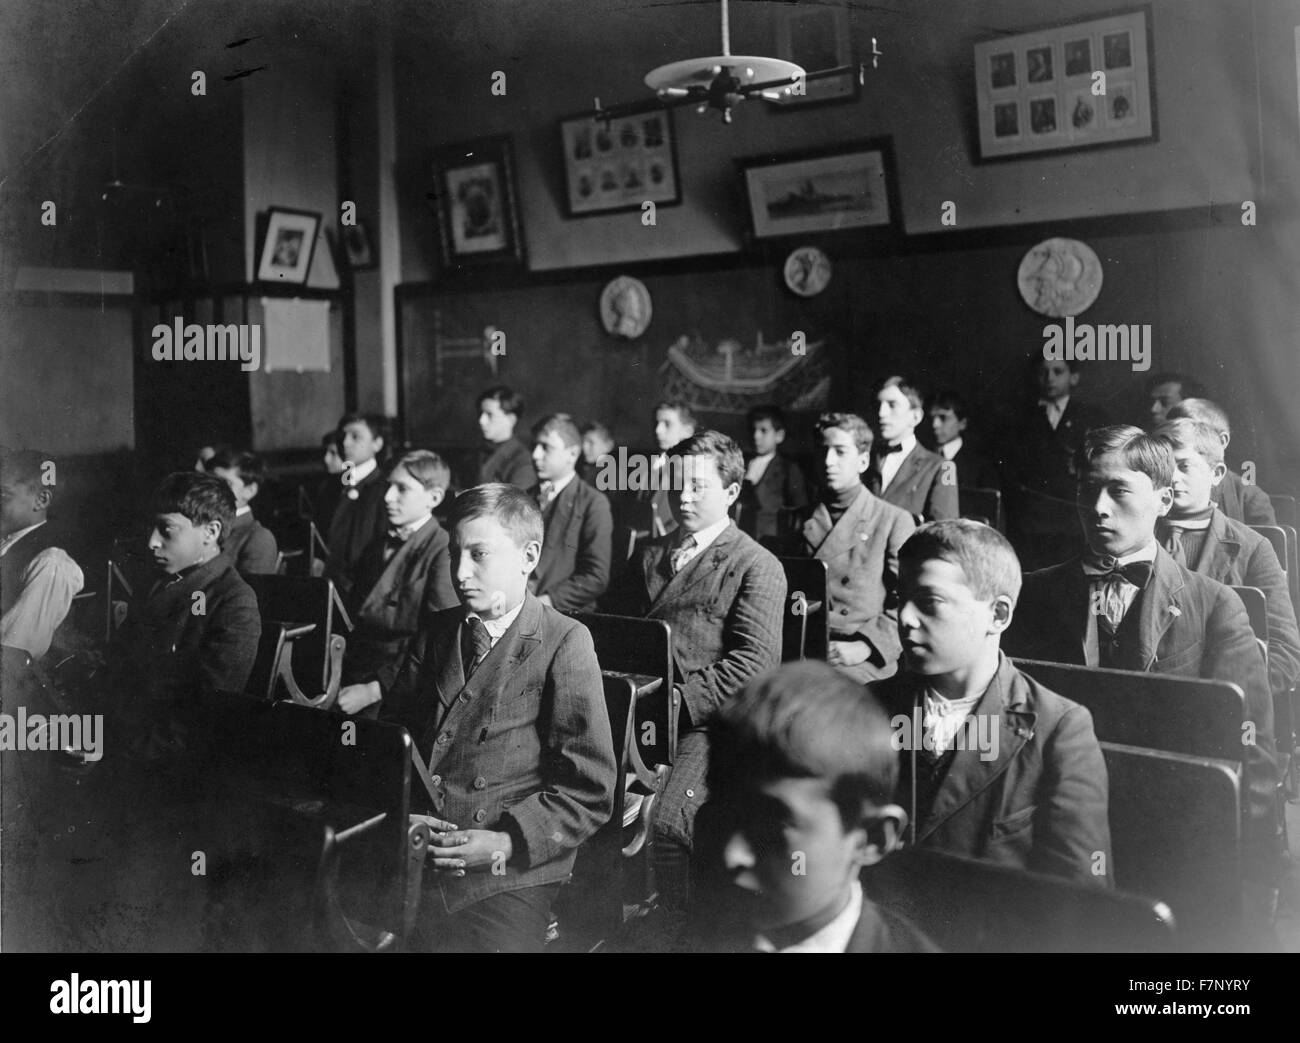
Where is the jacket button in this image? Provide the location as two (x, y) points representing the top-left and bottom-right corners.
(437, 734), (449, 745)
(685, 789), (695, 798)
(840, 607), (849, 615)
(461, 691), (472, 702)
(473, 776), (486, 790)
(430, 774), (442, 786)
(473, 809), (487, 823)
(841, 576), (850, 585)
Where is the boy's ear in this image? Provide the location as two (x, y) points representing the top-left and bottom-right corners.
(429, 487), (446, 510)
(1155, 484), (1173, 517)
(773, 428), (786, 445)
(374, 435), (385, 454)
(1068, 370), (1081, 389)
(33, 486), (53, 512)
(1210, 461), (1227, 487)
(245, 480), (259, 500)
(990, 594), (1015, 634)
(856, 804), (908, 868)
(203, 519), (223, 546)
(522, 538), (541, 573)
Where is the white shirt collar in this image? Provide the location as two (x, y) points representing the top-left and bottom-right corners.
(753, 880), (863, 954)
(469, 598), (525, 642)
(542, 471), (577, 497)
(1082, 540), (1159, 574)
(939, 436), (963, 461)
(393, 513), (432, 540)
(890, 432), (918, 457)
(235, 505), (252, 517)
(0, 521), (45, 557)
(342, 458), (378, 486)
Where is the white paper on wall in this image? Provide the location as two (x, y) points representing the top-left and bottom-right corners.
(261, 297), (331, 373)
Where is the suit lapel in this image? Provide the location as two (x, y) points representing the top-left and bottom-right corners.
(359, 520), (435, 616)
(804, 487), (876, 562)
(648, 525), (739, 614)
(918, 660), (1034, 842)
(1194, 510), (1239, 576)
(1134, 547), (1185, 670)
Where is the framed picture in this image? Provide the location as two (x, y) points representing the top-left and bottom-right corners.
(341, 220), (375, 271)
(974, 8), (1155, 160)
(738, 138), (897, 241)
(256, 207), (321, 284)
(431, 135), (525, 266)
(771, 3), (859, 109)
(558, 108), (680, 217)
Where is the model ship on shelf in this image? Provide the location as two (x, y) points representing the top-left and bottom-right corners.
(660, 329), (830, 413)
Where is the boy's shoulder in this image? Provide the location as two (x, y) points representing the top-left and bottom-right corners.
(853, 894), (941, 953)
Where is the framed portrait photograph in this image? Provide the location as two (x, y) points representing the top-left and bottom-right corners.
(558, 108), (680, 217)
(771, 3), (859, 110)
(431, 135), (525, 266)
(738, 138), (897, 241)
(341, 220), (375, 271)
(974, 8), (1155, 161)
(256, 207), (321, 284)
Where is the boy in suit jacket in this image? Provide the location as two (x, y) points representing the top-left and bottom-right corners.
(738, 405), (808, 541)
(692, 660), (935, 952)
(476, 385), (535, 490)
(630, 399), (696, 540)
(870, 376), (958, 524)
(1003, 425), (1277, 880)
(526, 413), (613, 613)
(342, 484), (616, 952)
(0, 449), (84, 661)
(208, 449), (278, 576)
(1154, 419), (1300, 705)
(801, 412), (914, 682)
(326, 413), (390, 597)
(604, 430), (785, 908)
(1002, 356), (1110, 569)
(928, 390), (1001, 492)
(106, 472), (261, 764)
(1167, 398), (1276, 525)
(337, 451), (459, 701)
(874, 520), (1111, 884)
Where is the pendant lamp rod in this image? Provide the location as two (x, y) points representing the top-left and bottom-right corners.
(720, 0), (731, 56)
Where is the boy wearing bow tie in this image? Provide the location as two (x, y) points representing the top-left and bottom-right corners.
(326, 413), (390, 597)
(870, 376), (958, 524)
(1004, 425), (1276, 884)
(336, 451), (459, 707)
(526, 413), (613, 613)
(349, 483), (616, 951)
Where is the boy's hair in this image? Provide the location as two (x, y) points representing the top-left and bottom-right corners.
(899, 519), (1022, 605)
(1076, 424), (1175, 490)
(815, 412), (874, 455)
(1166, 397), (1231, 439)
(877, 375), (925, 411)
(477, 385), (524, 420)
(929, 390), (969, 421)
(393, 450), (451, 492)
(1145, 371), (1205, 399)
(531, 413), (581, 449)
(669, 430), (744, 489)
(1153, 418), (1224, 466)
(711, 660), (898, 827)
(149, 472), (236, 547)
(448, 483), (543, 548)
(747, 404), (787, 431)
(208, 448), (268, 487)
(653, 398), (697, 428)
(0, 448), (54, 497)
(337, 412), (389, 444)
(580, 420), (613, 443)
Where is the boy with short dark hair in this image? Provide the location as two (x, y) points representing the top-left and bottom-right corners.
(1004, 425), (1276, 879)
(326, 413), (391, 595)
(527, 413), (613, 613)
(106, 472), (261, 762)
(1153, 418), (1300, 707)
(336, 450), (459, 706)
(349, 483), (616, 952)
(928, 390), (1001, 492)
(739, 404), (808, 541)
(871, 376), (958, 524)
(873, 519), (1111, 884)
(476, 385), (535, 490)
(697, 659), (933, 952)
(1144, 372), (1205, 427)
(631, 399), (697, 539)
(578, 420), (615, 488)
(208, 448), (279, 576)
(801, 413), (915, 682)
(1166, 398), (1276, 525)
(604, 429), (785, 908)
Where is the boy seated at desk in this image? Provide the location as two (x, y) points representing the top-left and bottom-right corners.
(341, 483), (616, 952)
(207, 448), (279, 576)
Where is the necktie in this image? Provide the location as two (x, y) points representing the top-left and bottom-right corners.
(538, 481), (555, 508)
(1085, 560), (1154, 589)
(877, 442), (904, 456)
(462, 616), (492, 677)
(1161, 525), (1186, 567)
(382, 529), (405, 563)
(670, 534), (697, 574)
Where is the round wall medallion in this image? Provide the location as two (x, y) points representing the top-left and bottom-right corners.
(783, 246), (832, 297)
(599, 276), (652, 339)
(1017, 237), (1103, 317)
